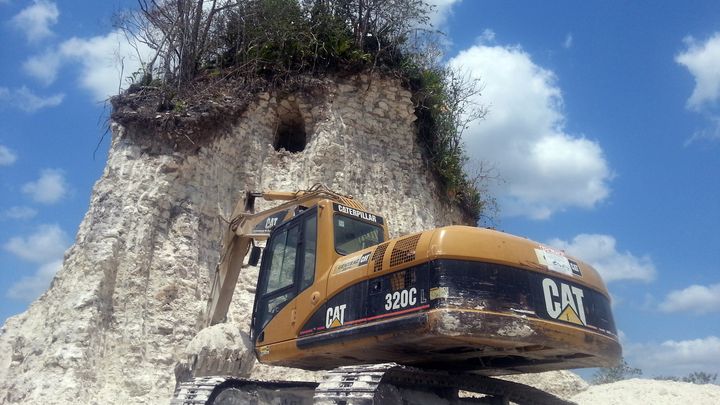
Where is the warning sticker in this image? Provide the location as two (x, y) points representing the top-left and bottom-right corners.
(535, 247), (573, 275)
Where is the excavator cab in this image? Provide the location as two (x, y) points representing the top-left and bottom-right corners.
(251, 200), (388, 350)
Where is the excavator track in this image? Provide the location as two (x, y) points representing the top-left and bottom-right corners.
(314, 363), (575, 405)
(171, 376), (318, 405)
(172, 364), (575, 405)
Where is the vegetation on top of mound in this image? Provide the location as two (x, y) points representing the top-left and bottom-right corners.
(112, 0), (494, 223)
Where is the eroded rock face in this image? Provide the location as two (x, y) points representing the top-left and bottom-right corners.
(0, 74), (469, 404)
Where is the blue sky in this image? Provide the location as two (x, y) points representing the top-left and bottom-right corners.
(1, 0), (719, 379)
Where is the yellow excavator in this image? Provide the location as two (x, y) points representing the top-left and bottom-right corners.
(172, 185), (621, 404)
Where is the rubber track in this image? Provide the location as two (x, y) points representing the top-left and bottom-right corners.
(314, 363), (576, 405)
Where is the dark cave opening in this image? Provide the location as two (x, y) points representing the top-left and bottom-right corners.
(273, 100), (307, 153)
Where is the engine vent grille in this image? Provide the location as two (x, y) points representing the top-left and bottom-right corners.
(372, 242), (389, 273)
(389, 234), (421, 268)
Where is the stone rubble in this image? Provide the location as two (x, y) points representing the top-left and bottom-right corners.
(571, 378), (720, 405)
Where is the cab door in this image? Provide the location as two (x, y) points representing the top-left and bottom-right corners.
(252, 209), (319, 346)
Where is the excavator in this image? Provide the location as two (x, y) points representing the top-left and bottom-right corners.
(172, 185), (621, 404)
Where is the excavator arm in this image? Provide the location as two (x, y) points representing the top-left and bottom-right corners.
(204, 185), (364, 327)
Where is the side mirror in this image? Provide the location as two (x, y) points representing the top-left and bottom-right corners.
(248, 245), (262, 267)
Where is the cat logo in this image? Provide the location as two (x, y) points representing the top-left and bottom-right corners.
(325, 304), (347, 328)
(542, 278), (587, 326)
(358, 252), (371, 266)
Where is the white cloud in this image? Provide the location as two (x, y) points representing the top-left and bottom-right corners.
(6, 259), (62, 301)
(11, 0), (59, 43)
(676, 33), (720, 110)
(685, 121), (720, 146)
(21, 168), (68, 204)
(1, 206), (38, 220)
(626, 336), (720, 377)
(659, 283), (720, 314)
(476, 28), (496, 44)
(563, 33), (573, 49)
(0, 86), (64, 112)
(24, 30), (154, 101)
(3, 224), (69, 264)
(547, 234), (656, 283)
(449, 42), (612, 219)
(4, 224), (69, 302)
(22, 51), (63, 86)
(0, 144), (17, 165)
(426, 0), (462, 28)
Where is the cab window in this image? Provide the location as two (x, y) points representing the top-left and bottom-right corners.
(300, 214), (317, 290)
(262, 225), (299, 295)
(334, 215), (383, 255)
